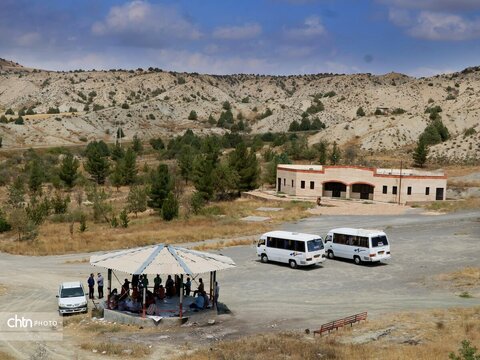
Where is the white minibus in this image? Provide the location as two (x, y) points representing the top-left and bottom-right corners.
(324, 228), (391, 265)
(257, 231), (326, 268)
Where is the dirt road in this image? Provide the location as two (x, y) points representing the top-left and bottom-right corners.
(0, 210), (479, 359)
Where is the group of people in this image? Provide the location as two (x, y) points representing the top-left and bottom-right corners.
(88, 272), (220, 313)
(87, 273), (104, 300)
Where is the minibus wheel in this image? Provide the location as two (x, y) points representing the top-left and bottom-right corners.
(354, 256), (361, 265)
(289, 260), (297, 269)
(261, 254), (268, 263)
(327, 251), (334, 259)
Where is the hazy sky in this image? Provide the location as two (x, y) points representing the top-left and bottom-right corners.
(2, 0), (480, 76)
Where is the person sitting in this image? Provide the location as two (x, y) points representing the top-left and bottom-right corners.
(156, 284), (166, 300)
(165, 275), (174, 297)
(202, 291), (209, 309)
(189, 293), (205, 310)
(120, 279), (130, 301)
(193, 278), (204, 297)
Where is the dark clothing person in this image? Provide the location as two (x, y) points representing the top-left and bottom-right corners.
(87, 274), (95, 299)
(184, 278), (191, 297)
(153, 275), (162, 292)
(193, 278), (204, 297)
(165, 275), (174, 297)
(131, 274), (139, 290)
(97, 273), (104, 299)
(120, 279), (130, 300)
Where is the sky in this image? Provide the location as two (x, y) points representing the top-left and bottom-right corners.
(1, 0), (480, 76)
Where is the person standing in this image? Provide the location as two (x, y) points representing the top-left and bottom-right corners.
(184, 277), (191, 297)
(87, 273), (95, 300)
(154, 275), (162, 293)
(97, 273), (104, 299)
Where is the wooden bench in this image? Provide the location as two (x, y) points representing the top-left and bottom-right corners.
(313, 321), (334, 336)
(313, 311), (367, 337)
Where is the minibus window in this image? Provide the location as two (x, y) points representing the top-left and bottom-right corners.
(371, 235), (388, 247)
(258, 239), (265, 247)
(307, 239), (323, 252)
(295, 241), (306, 252)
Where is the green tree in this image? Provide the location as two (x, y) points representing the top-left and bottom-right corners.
(192, 155), (216, 200)
(356, 107), (365, 117)
(190, 191), (205, 214)
(449, 340), (480, 360)
(110, 161), (123, 190)
(222, 101), (231, 111)
(265, 153), (291, 185)
(228, 142), (260, 193)
(413, 139), (428, 168)
(132, 134), (143, 154)
(212, 162), (239, 199)
(148, 164), (172, 211)
(119, 208), (129, 228)
(10, 208), (37, 241)
(110, 142), (125, 161)
(161, 192), (179, 221)
(178, 145), (195, 184)
(329, 141), (341, 165)
(122, 147), (137, 185)
(289, 120), (300, 132)
(149, 137), (165, 151)
(8, 176), (26, 208)
(85, 141), (110, 184)
(86, 186), (112, 223)
(0, 209), (12, 233)
(28, 158), (44, 194)
(127, 185), (147, 217)
(188, 110), (198, 120)
(314, 140), (328, 164)
(58, 153), (79, 188)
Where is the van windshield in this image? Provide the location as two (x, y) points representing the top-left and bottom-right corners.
(61, 287), (84, 298)
(371, 235), (388, 247)
(307, 239), (324, 252)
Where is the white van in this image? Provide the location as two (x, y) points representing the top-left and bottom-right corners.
(324, 228), (391, 264)
(257, 231), (326, 268)
(57, 281), (88, 315)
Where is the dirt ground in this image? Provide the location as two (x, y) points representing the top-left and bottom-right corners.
(0, 210), (479, 359)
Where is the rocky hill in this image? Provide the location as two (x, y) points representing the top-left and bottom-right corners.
(0, 61), (479, 161)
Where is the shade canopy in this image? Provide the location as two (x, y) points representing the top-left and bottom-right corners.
(90, 244), (236, 275)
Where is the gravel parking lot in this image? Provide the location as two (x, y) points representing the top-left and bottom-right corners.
(0, 210), (479, 359)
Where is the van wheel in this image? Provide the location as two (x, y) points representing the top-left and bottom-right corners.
(327, 251), (334, 259)
(289, 260), (297, 269)
(354, 256), (361, 265)
(261, 254), (268, 263)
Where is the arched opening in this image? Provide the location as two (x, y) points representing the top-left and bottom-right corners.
(351, 183), (374, 200)
(323, 182), (347, 198)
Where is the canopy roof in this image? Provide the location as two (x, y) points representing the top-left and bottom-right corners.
(90, 244), (236, 275)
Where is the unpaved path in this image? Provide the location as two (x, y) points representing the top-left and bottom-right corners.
(0, 211), (479, 359)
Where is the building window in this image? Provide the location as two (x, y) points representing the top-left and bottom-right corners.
(310, 181), (315, 190)
(301, 181), (305, 189)
(291, 180), (294, 187)
(392, 186), (397, 195)
(425, 187), (430, 195)
(407, 186), (412, 195)
(382, 185), (387, 194)
(283, 178), (286, 186)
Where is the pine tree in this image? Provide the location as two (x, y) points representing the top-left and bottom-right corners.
(178, 145), (195, 184)
(119, 208), (129, 228)
(122, 148), (137, 185)
(28, 158), (44, 194)
(161, 191), (179, 221)
(110, 142), (125, 161)
(132, 134), (143, 154)
(212, 162), (239, 199)
(110, 161), (123, 190)
(413, 139), (428, 168)
(192, 154), (215, 200)
(58, 153), (79, 188)
(228, 142), (260, 193)
(8, 176), (26, 208)
(148, 164), (172, 211)
(314, 140), (328, 164)
(85, 142), (110, 184)
(329, 141), (341, 165)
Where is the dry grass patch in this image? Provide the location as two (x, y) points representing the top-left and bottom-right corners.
(0, 284), (7, 296)
(424, 197), (480, 213)
(437, 267), (480, 289)
(0, 199), (312, 256)
(192, 238), (255, 251)
(64, 258), (89, 264)
(176, 307), (480, 360)
(80, 342), (152, 357)
(0, 350), (16, 360)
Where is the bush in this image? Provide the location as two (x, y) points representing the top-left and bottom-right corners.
(5, 108), (14, 115)
(188, 110), (198, 120)
(464, 127), (477, 137)
(190, 192), (205, 215)
(149, 137), (165, 150)
(0, 209), (12, 232)
(121, 103), (129, 109)
(392, 108), (406, 115)
(14, 116), (24, 125)
(47, 107), (60, 114)
(449, 340), (480, 360)
(356, 107), (365, 117)
(177, 76), (186, 84)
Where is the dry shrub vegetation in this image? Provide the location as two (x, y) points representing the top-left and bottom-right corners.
(425, 197), (480, 212)
(437, 267), (480, 289)
(80, 342), (152, 357)
(0, 199), (312, 255)
(176, 307), (480, 360)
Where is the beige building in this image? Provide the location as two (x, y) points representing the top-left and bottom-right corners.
(277, 164), (447, 204)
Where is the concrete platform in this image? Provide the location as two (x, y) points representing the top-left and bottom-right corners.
(104, 309), (188, 327)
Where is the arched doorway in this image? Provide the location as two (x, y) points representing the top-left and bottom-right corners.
(323, 182), (347, 198)
(351, 183), (374, 200)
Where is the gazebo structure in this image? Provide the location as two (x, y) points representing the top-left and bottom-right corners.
(90, 244), (235, 322)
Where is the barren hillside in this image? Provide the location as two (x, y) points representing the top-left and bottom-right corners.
(0, 62), (479, 161)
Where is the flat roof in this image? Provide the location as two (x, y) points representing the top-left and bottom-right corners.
(277, 164), (445, 177)
(261, 231), (321, 241)
(329, 228), (386, 236)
